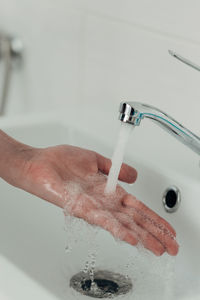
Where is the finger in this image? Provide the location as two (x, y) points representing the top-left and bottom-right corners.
(122, 194), (176, 236)
(123, 196), (179, 256)
(96, 153), (137, 183)
(119, 163), (138, 183)
(85, 208), (138, 246)
(122, 195), (179, 256)
(114, 212), (165, 256)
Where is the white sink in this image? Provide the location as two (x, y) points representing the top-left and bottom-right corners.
(0, 109), (199, 300)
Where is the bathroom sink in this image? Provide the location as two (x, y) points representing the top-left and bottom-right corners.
(0, 109), (199, 299)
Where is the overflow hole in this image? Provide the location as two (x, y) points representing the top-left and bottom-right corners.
(163, 186), (181, 213)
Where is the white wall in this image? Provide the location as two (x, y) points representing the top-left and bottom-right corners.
(1, 0), (200, 134)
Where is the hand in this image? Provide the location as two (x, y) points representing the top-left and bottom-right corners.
(6, 144), (179, 256)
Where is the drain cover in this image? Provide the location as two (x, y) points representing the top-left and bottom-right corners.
(70, 270), (133, 298)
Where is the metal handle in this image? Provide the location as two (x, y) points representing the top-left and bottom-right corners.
(0, 33), (23, 116)
(169, 49), (200, 72)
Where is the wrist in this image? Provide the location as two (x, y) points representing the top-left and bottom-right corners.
(0, 130), (35, 186)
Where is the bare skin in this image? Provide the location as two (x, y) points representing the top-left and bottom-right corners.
(0, 130), (179, 256)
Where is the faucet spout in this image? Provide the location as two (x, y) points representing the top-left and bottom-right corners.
(119, 101), (200, 155)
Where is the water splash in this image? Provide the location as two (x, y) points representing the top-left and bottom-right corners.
(63, 212), (176, 299)
(62, 121), (177, 298)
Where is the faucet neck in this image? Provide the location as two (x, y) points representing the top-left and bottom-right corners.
(119, 101), (200, 155)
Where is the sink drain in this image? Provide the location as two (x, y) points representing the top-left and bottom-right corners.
(70, 270), (133, 298)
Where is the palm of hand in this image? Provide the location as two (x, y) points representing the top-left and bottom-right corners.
(22, 145), (178, 256)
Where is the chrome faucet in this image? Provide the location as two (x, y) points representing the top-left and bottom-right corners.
(119, 101), (200, 155)
(118, 50), (200, 155)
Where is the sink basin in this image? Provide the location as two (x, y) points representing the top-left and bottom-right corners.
(0, 108), (199, 299)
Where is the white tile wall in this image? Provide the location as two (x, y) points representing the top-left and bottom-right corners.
(0, 0), (200, 133)
(67, 0), (200, 44)
(0, 1), (85, 114)
(82, 14), (200, 134)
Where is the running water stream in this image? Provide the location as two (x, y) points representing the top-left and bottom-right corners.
(105, 123), (133, 194)
(63, 121), (176, 299)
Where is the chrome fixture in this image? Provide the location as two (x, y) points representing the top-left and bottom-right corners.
(169, 49), (200, 72)
(0, 33), (23, 115)
(119, 50), (200, 155)
(119, 101), (200, 155)
(162, 186), (181, 213)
